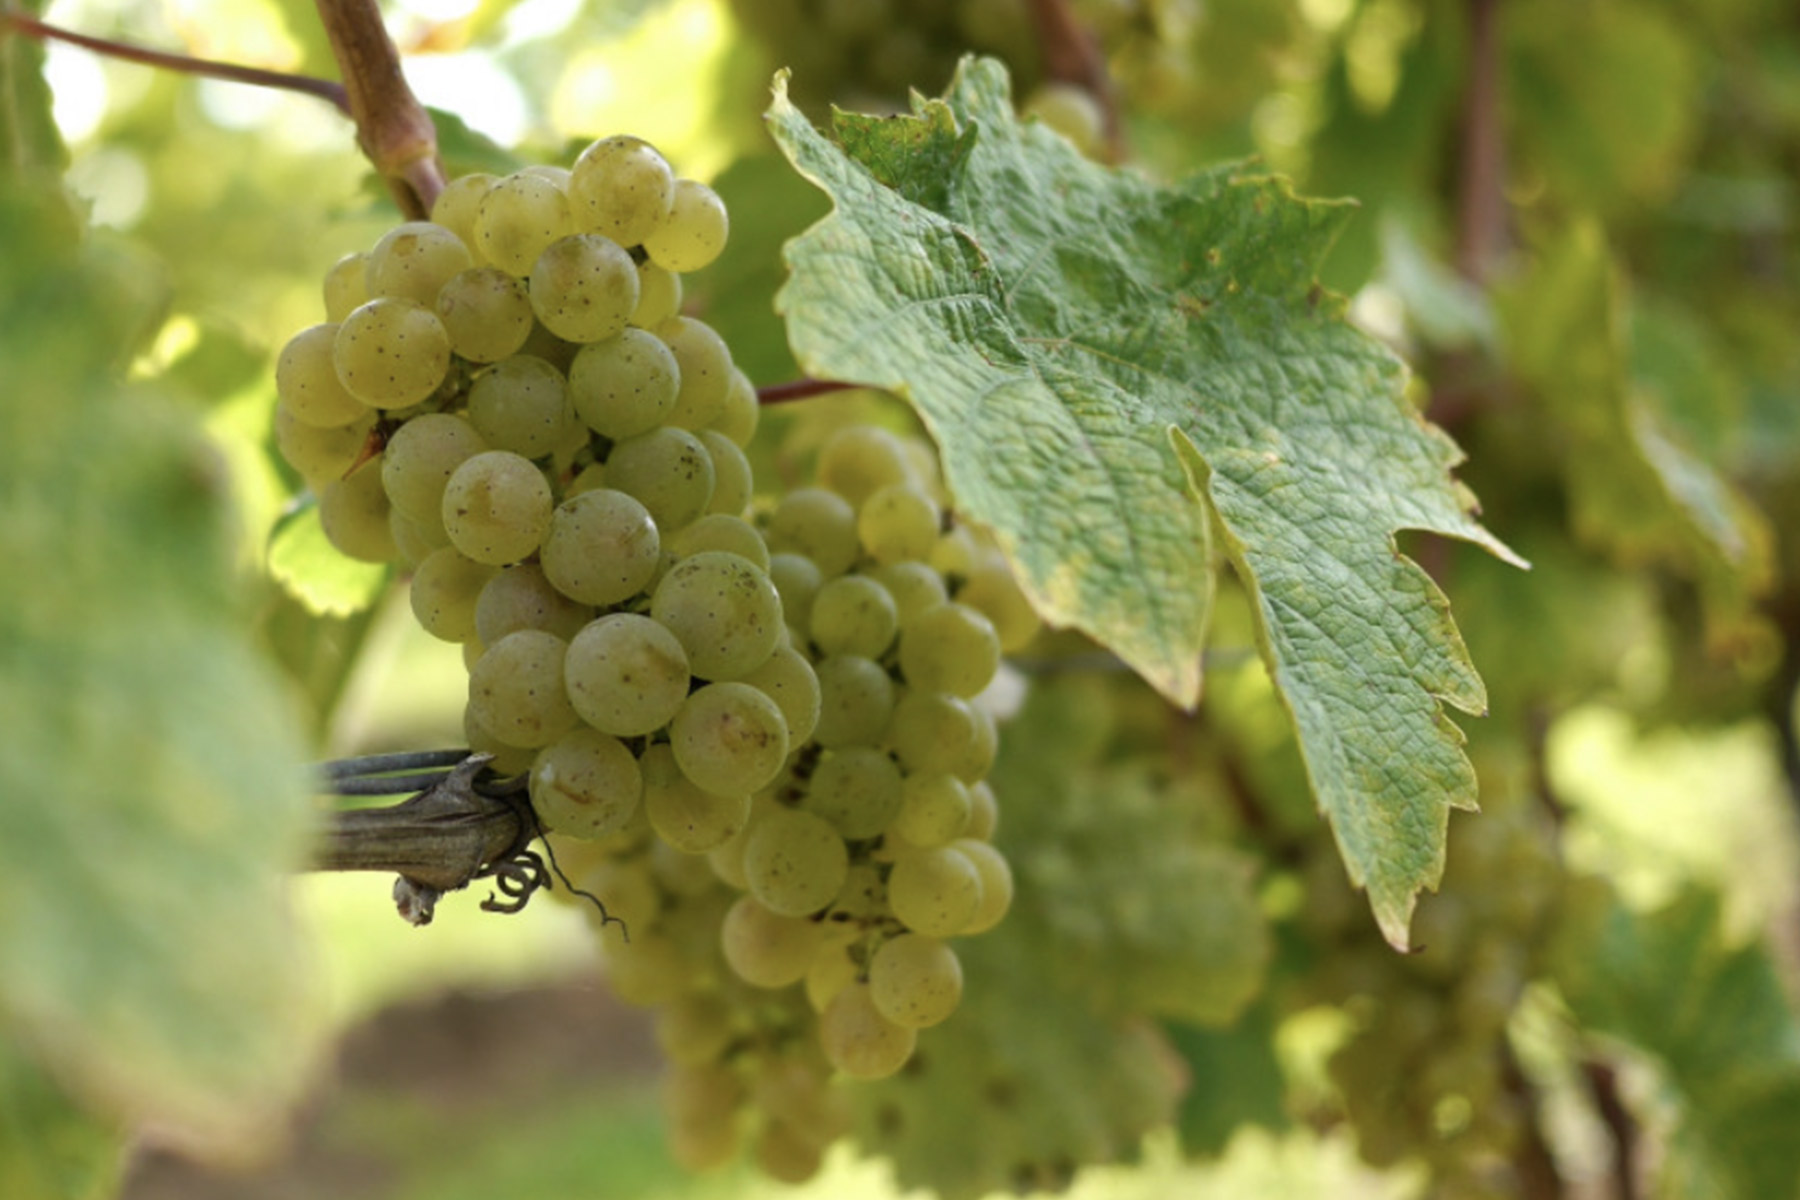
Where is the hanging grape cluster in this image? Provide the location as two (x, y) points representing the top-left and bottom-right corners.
(273, 133), (1043, 1182)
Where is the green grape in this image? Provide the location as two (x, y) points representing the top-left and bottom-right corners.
(564, 613), (691, 737)
(899, 601), (1001, 697)
(1024, 82), (1106, 157)
(753, 1052), (849, 1141)
(576, 855), (662, 929)
(828, 861), (887, 923)
(409, 546), (495, 642)
(366, 220), (473, 306)
(528, 233), (638, 343)
(756, 1120), (825, 1185)
(568, 327), (680, 439)
(467, 629), (580, 748)
(808, 573), (899, 658)
(604, 426), (715, 532)
(631, 259), (683, 329)
(741, 646), (821, 745)
(958, 557), (1042, 650)
(467, 355), (571, 458)
(768, 553), (824, 633)
(930, 524), (980, 578)
(743, 807), (848, 916)
(706, 794), (774, 890)
(812, 654), (895, 748)
(819, 982), (916, 1080)
(698, 429), (752, 516)
(333, 297), (452, 408)
(954, 838), (1013, 933)
(649, 836), (719, 897)
(650, 551), (783, 681)
(276, 323), (370, 428)
(886, 688), (977, 774)
(869, 560), (948, 623)
(517, 318), (580, 373)
(607, 932), (690, 1006)
(670, 681), (790, 796)
(952, 699), (999, 783)
(887, 843), (983, 936)
(539, 488), (662, 606)
(964, 780), (998, 841)
(664, 1064), (744, 1170)
(805, 941), (858, 1012)
(857, 482), (941, 565)
(804, 746), (904, 839)
(766, 487), (859, 577)
(708, 366), (759, 448)
(389, 505), (449, 567)
(275, 403), (373, 489)
(474, 562), (594, 644)
(319, 456), (396, 563)
(434, 266), (533, 363)
(474, 171), (575, 276)
(463, 702), (537, 776)
(642, 743), (751, 854)
(565, 461), (607, 497)
(322, 251), (370, 323)
(669, 513), (770, 570)
(569, 134), (676, 246)
(659, 317), (734, 430)
(381, 411), (487, 526)
(441, 449), (554, 565)
(429, 172), (497, 251)
(890, 773), (970, 849)
(643, 178), (729, 272)
(655, 993), (736, 1067)
(869, 933), (963, 1028)
(530, 726), (644, 837)
(817, 423), (915, 508)
(720, 893), (826, 987)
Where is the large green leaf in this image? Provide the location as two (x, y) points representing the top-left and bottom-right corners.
(0, 186), (322, 1148)
(767, 58), (1519, 946)
(0, 0), (67, 181)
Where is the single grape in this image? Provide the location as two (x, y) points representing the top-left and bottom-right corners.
(564, 612), (691, 737)
(441, 449), (554, 565)
(631, 259), (683, 329)
(766, 487), (859, 577)
(828, 861), (887, 923)
(819, 982), (916, 1080)
(435, 266), (534, 362)
(817, 423), (915, 507)
(604, 426), (715, 532)
(366, 220), (473, 306)
(1024, 82), (1107, 157)
(409, 546), (495, 642)
(869, 934), (963, 1028)
(275, 404), (373, 490)
(741, 646), (822, 745)
(322, 251), (371, 323)
(529, 233), (639, 344)
(659, 317), (734, 431)
(953, 838), (1013, 933)
(958, 557), (1042, 650)
(887, 843), (983, 936)
(720, 893), (825, 988)
(568, 327), (680, 439)
(930, 525), (980, 578)
(530, 726), (643, 837)
(885, 688), (978, 775)
(767, 553), (824, 633)
(803, 746), (904, 840)
(276, 324), (369, 428)
(953, 699), (999, 783)
(569, 134), (676, 246)
(857, 482), (941, 564)
(669, 513), (770, 570)
(467, 355), (571, 459)
(319, 456), (396, 563)
(390, 505), (449, 567)
(474, 171), (574, 276)
(380, 411), (487, 527)
(898, 601), (1001, 697)
(654, 993), (736, 1067)
(742, 807), (848, 916)
(429, 172), (497, 251)
(870, 560), (948, 622)
(812, 654), (895, 748)
(698, 430), (752, 517)
(517, 319), (580, 373)
(650, 551), (782, 681)
(964, 780), (999, 841)
(708, 366), (759, 448)
(333, 297), (452, 409)
(805, 942), (858, 1013)
(756, 1120), (825, 1185)
(890, 773), (971, 849)
(808, 573), (899, 658)
(644, 178), (729, 272)
(641, 743), (751, 854)
(539, 488), (661, 606)
(670, 681), (790, 797)
(463, 701), (537, 776)
(663, 1062), (744, 1170)
(474, 562), (594, 644)
(467, 629), (580, 748)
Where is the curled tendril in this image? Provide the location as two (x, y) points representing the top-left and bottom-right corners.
(479, 849), (548, 914)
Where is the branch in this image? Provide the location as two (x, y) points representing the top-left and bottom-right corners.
(312, 0), (444, 217)
(0, 8), (349, 114)
(1584, 1059), (1641, 1200)
(1455, 0), (1507, 282)
(756, 378), (859, 406)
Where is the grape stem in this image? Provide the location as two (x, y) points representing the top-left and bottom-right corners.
(0, 8), (350, 114)
(312, 0), (445, 218)
(756, 378), (860, 406)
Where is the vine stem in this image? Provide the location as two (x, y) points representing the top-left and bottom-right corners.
(0, 8), (350, 114)
(312, 0), (444, 217)
(1456, 0), (1507, 282)
(756, 378), (859, 406)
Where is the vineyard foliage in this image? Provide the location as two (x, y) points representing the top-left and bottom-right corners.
(2, 0), (1800, 1198)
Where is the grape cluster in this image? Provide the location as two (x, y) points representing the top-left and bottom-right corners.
(274, 135), (1043, 1181)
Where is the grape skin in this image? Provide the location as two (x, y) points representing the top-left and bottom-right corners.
(670, 681), (791, 798)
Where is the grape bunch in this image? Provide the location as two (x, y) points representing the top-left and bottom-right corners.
(273, 134), (1043, 1181)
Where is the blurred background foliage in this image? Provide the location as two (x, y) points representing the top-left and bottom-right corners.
(5, 0), (1800, 1196)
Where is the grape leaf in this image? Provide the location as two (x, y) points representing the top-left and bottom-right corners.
(1552, 885), (1800, 1200)
(0, 187), (323, 1148)
(1168, 1000), (1289, 1158)
(269, 502), (391, 617)
(766, 58), (1520, 947)
(0, 0), (67, 181)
